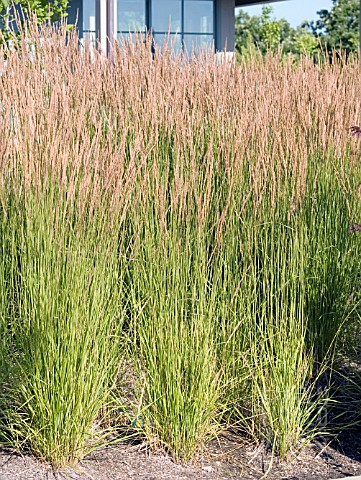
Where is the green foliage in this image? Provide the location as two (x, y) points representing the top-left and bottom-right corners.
(236, 0), (360, 59)
(261, 6), (282, 51)
(0, 182), (127, 467)
(308, 0), (360, 56)
(129, 230), (221, 460)
(291, 26), (319, 56)
(0, 0), (69, 43)
(235, 6), (317, 59)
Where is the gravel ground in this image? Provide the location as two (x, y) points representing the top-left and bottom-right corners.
(1, 429), (361, 480)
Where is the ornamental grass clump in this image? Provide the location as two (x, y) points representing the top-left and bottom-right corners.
(0, 18), (360, 467)
(0, 23), (136, 467)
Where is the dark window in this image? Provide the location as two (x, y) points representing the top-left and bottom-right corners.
(184, 0), (213, 34)
(183, 34), (213, 52)
(152, 0), (181, 33)
(153, 33), (182, 50)
(83, 0), (96, 41)
(116, 0), (214, 51)
(117, 0), (146, 41)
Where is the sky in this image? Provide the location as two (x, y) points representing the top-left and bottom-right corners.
(237, 1), (334, 28)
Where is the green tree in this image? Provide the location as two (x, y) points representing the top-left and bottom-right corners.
(308, 0), (360, 55)
(236, 6), (284, 55)
(0, 0), (69, 43)
(235, 6), (318, 59)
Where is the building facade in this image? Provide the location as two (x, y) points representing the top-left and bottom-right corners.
(67, 0), (284, 53)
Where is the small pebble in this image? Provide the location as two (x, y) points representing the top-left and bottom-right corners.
(202, 465), (214, 472)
